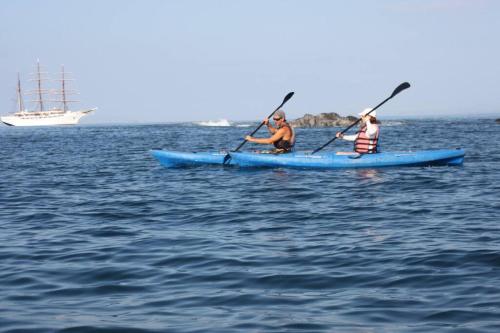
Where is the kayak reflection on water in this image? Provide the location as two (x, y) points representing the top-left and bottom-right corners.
(355, 168), (382, 181)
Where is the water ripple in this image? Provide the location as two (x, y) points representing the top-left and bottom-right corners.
(1, 120), (500, 332)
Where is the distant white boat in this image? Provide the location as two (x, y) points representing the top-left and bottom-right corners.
(197, 119), (231, 127)
(1, 61), (96, 127)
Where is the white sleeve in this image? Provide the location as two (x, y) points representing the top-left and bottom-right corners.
(342, 134), (358, 141)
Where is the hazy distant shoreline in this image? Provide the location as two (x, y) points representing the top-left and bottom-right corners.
(49, 114), (500, 126)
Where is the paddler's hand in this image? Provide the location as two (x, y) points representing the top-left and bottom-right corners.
(336, 132), (344, 139)
(245, 135), (254, 142)
(263, 118), (270, 126)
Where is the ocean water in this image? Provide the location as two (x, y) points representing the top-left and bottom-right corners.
(1, 119), (499, 333)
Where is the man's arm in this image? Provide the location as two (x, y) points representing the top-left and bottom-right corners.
(265, 118), (278, 134)
(246, 128), (285, 144)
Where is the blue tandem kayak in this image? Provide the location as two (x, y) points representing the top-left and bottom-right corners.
(151, 148), (465, 169)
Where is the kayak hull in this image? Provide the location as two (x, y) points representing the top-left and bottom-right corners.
(230, 149), (465, 169)
(151, 149), (465, 169)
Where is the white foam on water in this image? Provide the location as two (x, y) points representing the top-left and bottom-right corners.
(196, 119), (231, 127)
(382, 120), (406, 126)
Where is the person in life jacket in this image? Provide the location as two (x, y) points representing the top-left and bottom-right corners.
(245, 110), (296, 153)
(335, 108), (379, 154)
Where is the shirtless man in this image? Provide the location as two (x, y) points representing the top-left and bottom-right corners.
(245, 110), (295, 153)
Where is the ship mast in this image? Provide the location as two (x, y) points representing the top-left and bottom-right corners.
(52, 64), (78, 111)
(36, 60), (44, 111)
(28, 59), (49, 112)
(17, 73), (25, 112)
(62, 65), (67, 112)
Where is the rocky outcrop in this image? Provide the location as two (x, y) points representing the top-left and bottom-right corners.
(290, 112), (357, 128)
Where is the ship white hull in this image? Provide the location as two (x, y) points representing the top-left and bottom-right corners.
(1, 109), (95, 126)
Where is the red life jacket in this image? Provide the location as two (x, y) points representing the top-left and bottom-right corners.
(354, 124), (379, 153)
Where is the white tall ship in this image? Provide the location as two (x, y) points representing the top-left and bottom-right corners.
(1, 61), (96, 126)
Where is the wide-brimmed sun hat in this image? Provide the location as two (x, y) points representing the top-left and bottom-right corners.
(359, 108), (376, 118)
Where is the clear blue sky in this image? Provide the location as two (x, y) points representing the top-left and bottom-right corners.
(1, 0), (499, 123)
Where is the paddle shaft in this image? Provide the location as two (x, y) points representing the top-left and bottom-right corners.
(312, 82), (410, 154)
(311, 96), (388, 154)
(233, 92), (294, 152)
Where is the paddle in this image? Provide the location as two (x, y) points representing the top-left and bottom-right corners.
(311, 82), (410, 154)
(223, 92), (295, 164)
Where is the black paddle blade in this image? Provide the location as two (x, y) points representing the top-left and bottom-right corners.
(222, 153), (231, 165)
(283, 91), (294, 104)
(390, 82), (411, 98)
